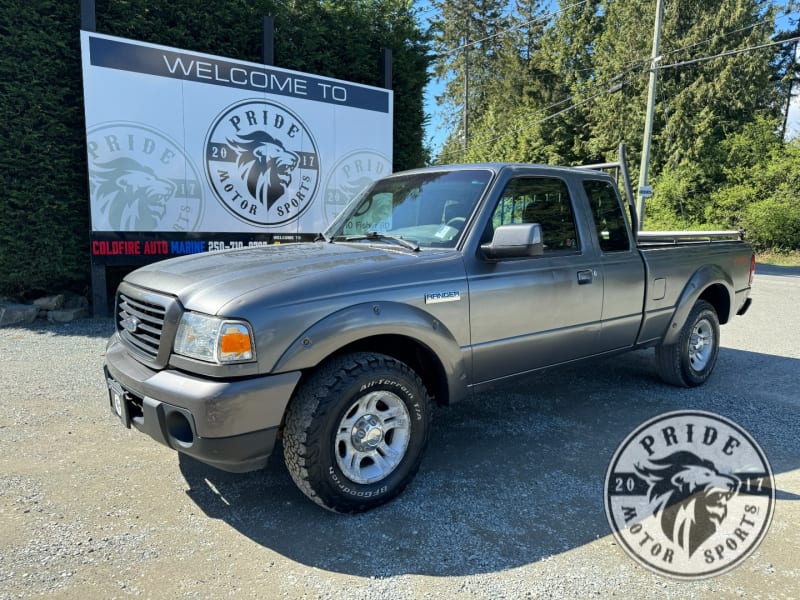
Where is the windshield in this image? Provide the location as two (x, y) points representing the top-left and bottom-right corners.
(325, 169), (493, 248)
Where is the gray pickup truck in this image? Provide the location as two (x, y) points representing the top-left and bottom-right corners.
(104, 155), (754, 512)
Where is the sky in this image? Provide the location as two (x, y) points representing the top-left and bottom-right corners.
(789, 93), (800, 139)
(418, 3), (800, 156)
(786, 43), (800, 140)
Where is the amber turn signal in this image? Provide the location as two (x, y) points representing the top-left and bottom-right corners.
(221, 329), (251, 353)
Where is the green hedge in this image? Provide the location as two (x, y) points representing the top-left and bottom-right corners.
(0, 1), (89, 296)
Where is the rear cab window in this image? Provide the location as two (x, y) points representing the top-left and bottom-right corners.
(582, 179), (631, 252)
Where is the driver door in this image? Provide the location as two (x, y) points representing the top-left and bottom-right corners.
(468, 175), (604, 383)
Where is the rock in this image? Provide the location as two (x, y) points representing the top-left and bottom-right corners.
(33, 294), (65, 311)
(0, 303), (40, 327)
(47, 307), (89, 323)
(62, 294), (89, 311)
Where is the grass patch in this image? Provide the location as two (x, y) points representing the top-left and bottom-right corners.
(756, 250), (800, 267)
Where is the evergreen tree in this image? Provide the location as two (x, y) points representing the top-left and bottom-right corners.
(540, 0), (603, 162)
(455, 0), (602, 164)
(702, 116), (799, 249)
(431, 0), (798, 246)
(586, 0), (783, 224)
(462, 0), (556, 163)
(430, 0), (508, 159)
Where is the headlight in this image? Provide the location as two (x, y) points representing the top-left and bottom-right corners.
(174, 312), (256, 364)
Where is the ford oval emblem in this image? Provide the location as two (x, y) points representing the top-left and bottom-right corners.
(120, 315), (141, 333)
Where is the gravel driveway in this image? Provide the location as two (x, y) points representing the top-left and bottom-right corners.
(1, 267), (798, 599)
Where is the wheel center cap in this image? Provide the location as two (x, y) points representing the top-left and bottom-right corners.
(351, 414), (383, 451)
(691, 334), (706, 352)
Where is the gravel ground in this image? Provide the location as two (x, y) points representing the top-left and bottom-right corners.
(1, 267), (798, 599)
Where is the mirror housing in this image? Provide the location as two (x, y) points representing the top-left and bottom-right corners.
(481, 223), (544, 259)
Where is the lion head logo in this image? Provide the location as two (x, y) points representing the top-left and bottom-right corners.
(205, 100), (319, 227)
(227, 131), (299, 211)
(636, 451), (739, 557)
(91, 157), (176, 230)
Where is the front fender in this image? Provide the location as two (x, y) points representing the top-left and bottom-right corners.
(662, 264), (733, 346)
(273, 301), (469, 403)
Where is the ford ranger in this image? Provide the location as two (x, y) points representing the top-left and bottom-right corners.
(104, 153), (755, 512)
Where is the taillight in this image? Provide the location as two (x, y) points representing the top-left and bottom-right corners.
(749, 254), (756, 286)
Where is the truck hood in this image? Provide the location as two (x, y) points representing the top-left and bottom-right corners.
(124, 242), (451, 315)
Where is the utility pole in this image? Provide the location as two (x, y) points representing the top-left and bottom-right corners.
(780, 38), (798, 142)
(463, 19), (470, 153)
(637, 0), (664, 231)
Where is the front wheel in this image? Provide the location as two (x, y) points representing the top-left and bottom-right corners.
(283, 352), (431, 513)
(655, 299), (720, 387)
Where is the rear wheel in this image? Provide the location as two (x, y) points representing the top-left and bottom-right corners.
(283, 352), (431, 513)
(656, 300), (720, 387)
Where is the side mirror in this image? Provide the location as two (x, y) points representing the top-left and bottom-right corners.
(481, 223), (544, 259)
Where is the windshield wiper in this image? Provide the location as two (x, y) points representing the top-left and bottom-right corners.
(335, 231), (420, 252)
(314, 231), (331, 242)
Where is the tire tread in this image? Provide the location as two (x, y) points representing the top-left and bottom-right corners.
(655, 300), (719, 388)
(283, 352), (430, 513)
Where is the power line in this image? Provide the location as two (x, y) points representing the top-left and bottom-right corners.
(658, 35), (800, 70)
(660, 21), (768, 59)
(432, 6), (782, 107)
(433, 0), (592, 58)
(436, 72), (638, 163)
(571, 17), (775, 77)
(432, 2), (780, 65)
(434, 32), (800, 163)
(430, 3), (782, 90)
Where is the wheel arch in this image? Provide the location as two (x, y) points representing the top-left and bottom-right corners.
(662, 265), (733, 346)
(698, 284), (731, 325)
(274, 302), (468, 408)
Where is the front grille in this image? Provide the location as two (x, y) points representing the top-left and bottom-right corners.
(115, 282), (182, 368)
(117, 292), (166, 360)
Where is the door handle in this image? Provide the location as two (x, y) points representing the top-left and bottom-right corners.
(577, 269), (594, 285)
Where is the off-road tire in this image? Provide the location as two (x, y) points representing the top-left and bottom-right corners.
(283, 352), (431, 513)
(656, 300), (720, 387)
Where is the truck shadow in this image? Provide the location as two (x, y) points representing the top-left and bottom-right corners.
(179, 346), (799, 577)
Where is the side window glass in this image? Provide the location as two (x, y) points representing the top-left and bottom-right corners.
(583, 179), (630, 252)
(490, 177), (580, 252)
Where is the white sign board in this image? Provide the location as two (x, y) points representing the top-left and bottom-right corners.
(80, 31), (393, 262)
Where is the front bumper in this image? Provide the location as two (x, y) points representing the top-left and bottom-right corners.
(105, 333), (301, 473)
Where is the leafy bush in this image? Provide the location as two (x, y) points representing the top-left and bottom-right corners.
(645, 167), (703, 231)
(745, 193), (800, 250)
(707, 126), (800, 250)
(650, 118), (800, 249)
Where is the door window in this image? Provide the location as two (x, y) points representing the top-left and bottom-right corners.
(491, 177), (580, 252)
